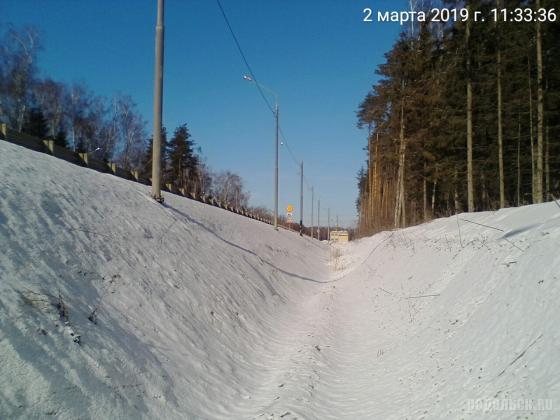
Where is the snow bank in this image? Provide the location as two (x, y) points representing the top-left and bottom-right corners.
(0, 141), (329, 419)
(1, 140), (559, 419)
(314, 203), (560, 419)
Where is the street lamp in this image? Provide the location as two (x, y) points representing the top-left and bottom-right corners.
(91, 146), (102, 158)
(299, 161), (303, 237)
(151, 0), (165, 203)
(243, 74), (279, 230)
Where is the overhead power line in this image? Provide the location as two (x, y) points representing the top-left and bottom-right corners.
(216, 0), (302, 171)
(215, 0), (332, 226)
(215, 0), (275, 116)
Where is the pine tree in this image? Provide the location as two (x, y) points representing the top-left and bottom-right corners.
(140, 127), (167, 180)
(167, 124), (199, 193)
(22, 107), (48, 139)
(355, 0), (560, 236)
(54, 129), (68, 148)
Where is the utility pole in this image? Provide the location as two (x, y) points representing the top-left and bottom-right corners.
(311, 187), (314, 239)
(299, 161), (304, 236)
(242, 75), (280, 228)
(151, 0), (165, 203)
(336, 215), (339, 230)
(317, 199), (320, 240)
(274, 103), (279, 229)
(328, 208), (330, 241)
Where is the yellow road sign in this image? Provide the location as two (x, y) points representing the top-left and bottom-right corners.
(286, 204), (294, 213)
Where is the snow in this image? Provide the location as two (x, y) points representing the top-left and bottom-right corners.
(1, 139), (559, 419)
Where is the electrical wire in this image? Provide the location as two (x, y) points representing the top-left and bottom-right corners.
(215, 0), (337, 224)
(215, 0), (275, 116)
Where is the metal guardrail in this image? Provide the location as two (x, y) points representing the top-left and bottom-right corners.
(0, 123), (273, 226)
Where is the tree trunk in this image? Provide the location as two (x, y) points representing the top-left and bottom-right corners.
(545, 123), (550, 201)
(481, 170), (489, 209)
(17, 103), (26, 132)
(466, 8), (474, 212)
(394, 98), (407, 228)
(381, 179), (387, 225)
(423, 164), (428, 222)
(528, 56), (536, 200)
(454, 169), (461, 215)
(535, 0), (544, 203)
(373, 133), (380, 230)
(517, 115), (522, 206)
(368, 131), (374, 232)
(496, 1), (505, 207)
(431, 167), (438, 216)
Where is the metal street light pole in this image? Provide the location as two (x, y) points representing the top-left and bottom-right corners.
(311, 187), (314, 239)
(151, 0), (165, 203)
(328, 208), (330, 241)
(274, 103), (279, 230)
(243, 75), (279, 230)
(317, 199), (320, 240)
(299, 161), (304, 236)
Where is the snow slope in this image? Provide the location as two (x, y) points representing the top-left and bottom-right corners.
(1, 139), (559, 419)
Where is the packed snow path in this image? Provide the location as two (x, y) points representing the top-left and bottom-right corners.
(1, 140), (559, 419)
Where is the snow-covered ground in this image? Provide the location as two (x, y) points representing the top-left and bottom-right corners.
(1, 140), (559, 419)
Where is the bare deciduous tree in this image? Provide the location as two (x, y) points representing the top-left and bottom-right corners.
(0, 26), (41, 131)
(114, 94), (146, 169)
(34, 78), (66, 138)
(213, 171), (249, 208)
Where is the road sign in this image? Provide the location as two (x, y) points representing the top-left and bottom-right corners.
(287, 204), (294, 213)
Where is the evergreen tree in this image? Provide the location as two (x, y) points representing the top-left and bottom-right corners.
(54, 128), (68, 148)
(140, 127), (168, 180)
(356, 0), (560, 236)
(22, 107), (48, 139)
(167, 124), (199, 193)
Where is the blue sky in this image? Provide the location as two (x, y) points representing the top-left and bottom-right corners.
(4, 0), (407, 227)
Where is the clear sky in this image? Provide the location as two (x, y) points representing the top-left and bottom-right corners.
(4, 0), (408, 227)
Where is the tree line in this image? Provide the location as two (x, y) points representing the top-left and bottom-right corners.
(0, 25), (255, 211)
(356, 0), (559, 236)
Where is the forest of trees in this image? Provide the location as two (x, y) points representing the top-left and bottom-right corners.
(139, 125), (250, 208)
(0, 26), (148, 166)
(0, 25), (253, 210)
(356, 0), (559, 236)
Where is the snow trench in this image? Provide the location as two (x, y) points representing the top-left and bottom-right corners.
(1, 141), (559, 419)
